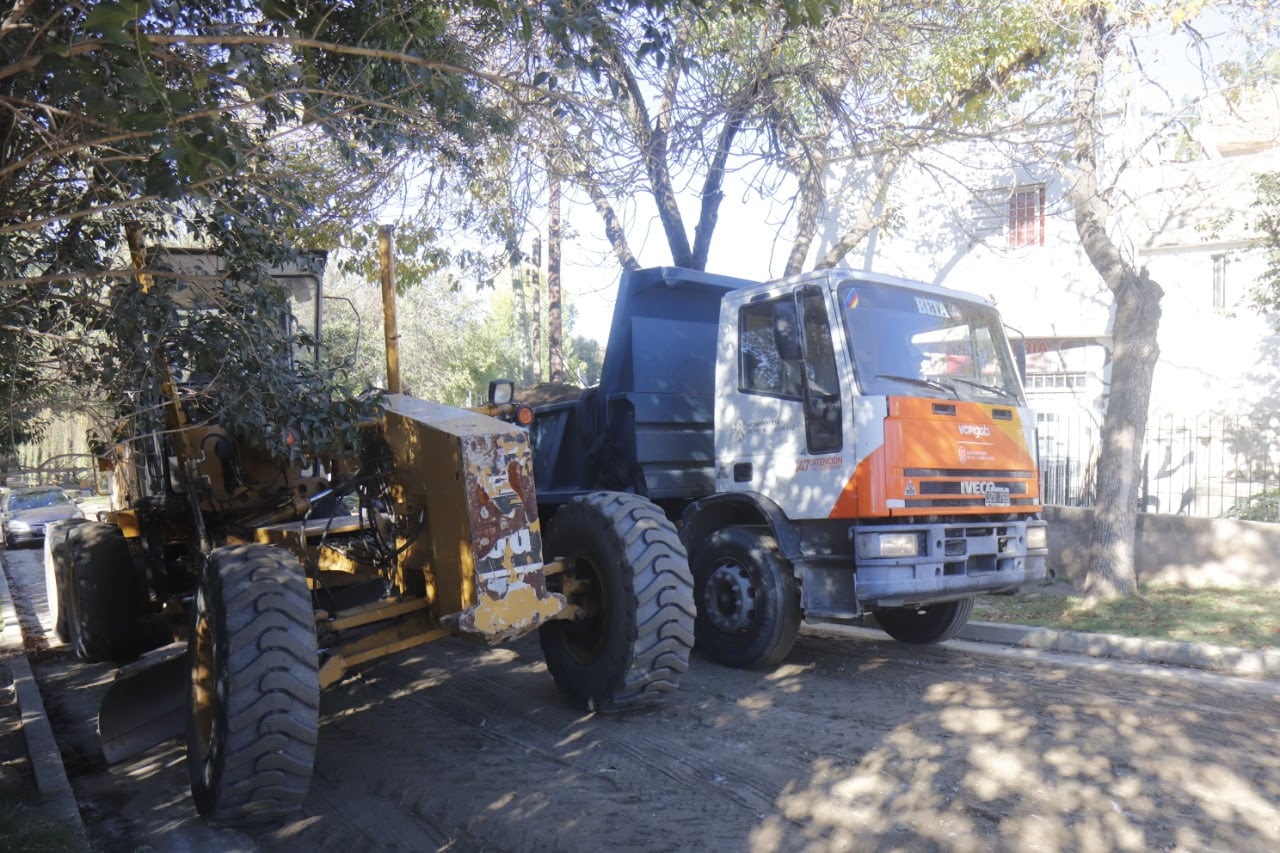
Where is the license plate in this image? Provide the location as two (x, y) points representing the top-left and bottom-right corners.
(984, 488), (1010, 507)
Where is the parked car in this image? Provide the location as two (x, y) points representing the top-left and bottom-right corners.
(2, 485), (85, 548)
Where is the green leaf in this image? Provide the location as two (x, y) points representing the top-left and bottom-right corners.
(83, 2), (137, 44)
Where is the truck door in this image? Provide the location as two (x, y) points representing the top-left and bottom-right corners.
(718, 285), (847, 517)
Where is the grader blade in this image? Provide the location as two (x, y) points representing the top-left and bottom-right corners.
(98, 642), (188, 764)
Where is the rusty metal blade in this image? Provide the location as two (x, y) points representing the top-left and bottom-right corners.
(98, 642), (188, 764)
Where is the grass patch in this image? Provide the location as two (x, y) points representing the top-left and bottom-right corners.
(972, 581), (1280, 649)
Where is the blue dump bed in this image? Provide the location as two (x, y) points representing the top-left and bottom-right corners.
(529, 267), (758, 509)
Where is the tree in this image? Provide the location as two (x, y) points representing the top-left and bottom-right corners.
(0, 0), (521, 455)
(1066, 3), (1164, 600)
(505, 2), (1057, 273)
(1058, 2), (1275, 600)
(1252, 171), (1280, 309)
(6, 0), (744, 454)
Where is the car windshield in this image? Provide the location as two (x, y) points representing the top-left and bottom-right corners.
(838, 279), (1025, 405)
(8, 490), (72, 512)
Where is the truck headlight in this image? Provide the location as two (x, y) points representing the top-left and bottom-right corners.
(1026, 524), (1048, 551)
(8, 520), (29, 532)
(858, 531), (920, 559)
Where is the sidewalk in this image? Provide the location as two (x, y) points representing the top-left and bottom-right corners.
(957, 620), (1280, 678)
(0, 550), (90, 851)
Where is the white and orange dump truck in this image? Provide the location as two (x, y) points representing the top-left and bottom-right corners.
(521, 267), (1048, 668)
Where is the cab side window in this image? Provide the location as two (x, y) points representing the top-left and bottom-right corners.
(799, 286), (842, 453)
(738, 299), (794, 398)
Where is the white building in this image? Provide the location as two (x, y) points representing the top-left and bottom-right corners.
(814, 84), (1280, 513)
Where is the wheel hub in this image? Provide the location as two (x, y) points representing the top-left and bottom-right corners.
(704, 563), (755, 632)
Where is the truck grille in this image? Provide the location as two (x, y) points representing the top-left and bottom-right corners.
(902, 468), (1037, 509)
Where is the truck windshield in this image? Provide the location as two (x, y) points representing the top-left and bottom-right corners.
(837, 279), (1025, 405)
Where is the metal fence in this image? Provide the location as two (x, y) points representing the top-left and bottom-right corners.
(1037, 413), (1280, 519)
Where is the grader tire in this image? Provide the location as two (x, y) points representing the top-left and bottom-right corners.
(187, 545), (319, 826)
(65, 522), (151, 662)
(873, 596), (975, 645)
(539, 492), (695, 712)
(43, 518), (89, 643)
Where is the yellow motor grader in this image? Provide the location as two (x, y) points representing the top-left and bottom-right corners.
(43, 242), (694, 826)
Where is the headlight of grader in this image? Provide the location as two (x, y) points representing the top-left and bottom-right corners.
(488, 379), (515, 406)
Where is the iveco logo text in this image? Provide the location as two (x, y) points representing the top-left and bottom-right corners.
(958, 424), (991, 438)
(961, 481), (998, 495)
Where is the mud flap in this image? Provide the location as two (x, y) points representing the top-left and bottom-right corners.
(98, 641), (188, 764)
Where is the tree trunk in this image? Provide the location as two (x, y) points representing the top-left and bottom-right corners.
(529, 235), (542, 384)
(813, 151), (905, 270)
(784, 169), (824, 276)
(1070, 3), (1164, 601)
(1086, 268), (1162, 600)
(581, 176), (639, 271)
(507, 241), (531, 385)
(547, 171), (564, 383)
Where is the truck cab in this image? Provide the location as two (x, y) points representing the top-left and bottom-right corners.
(704, 271), (1046, 645)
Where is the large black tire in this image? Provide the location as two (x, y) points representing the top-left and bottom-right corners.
(539, 492), (695, 712)
(691, 526), (801, 669)
(187, 544), (319, 826)
(44, 518), (89, 643)
(873, 596), (975, 645)
(65, 522), (152, 662)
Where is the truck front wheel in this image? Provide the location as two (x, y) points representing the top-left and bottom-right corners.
(539, 492), (695, 712)
(187, 545), (319, 826)
(873, 597), (975, 644)
(692, 527), (800, 669)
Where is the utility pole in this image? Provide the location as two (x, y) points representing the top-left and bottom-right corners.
(379, 224), (402, 395)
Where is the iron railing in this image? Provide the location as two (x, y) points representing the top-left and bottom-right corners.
(1037, 413), (1280, 519)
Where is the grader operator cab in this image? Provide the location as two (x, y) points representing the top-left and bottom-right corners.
(43, 247), (694, 826)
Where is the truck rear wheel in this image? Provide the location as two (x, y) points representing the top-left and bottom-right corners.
(44, 518), (89, 643)
(539, 492), (694, 712)
(691, 527), (800, 669)
(873, 597), (975, 644)
(187, 544), (319, 826)
(65, 522), (151, 662)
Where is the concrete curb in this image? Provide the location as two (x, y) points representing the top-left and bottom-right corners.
(958, 620), (1280, 679)
(0, 550), (90, 851)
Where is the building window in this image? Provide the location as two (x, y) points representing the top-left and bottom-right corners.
(1212, 254), (1228, 310)
(1008, 185), (1045, 248)
(1026, 372), (1087, 392)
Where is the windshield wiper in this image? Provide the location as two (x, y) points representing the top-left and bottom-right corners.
(949, 376), (1019, 402)
(874, 374), (959, 398)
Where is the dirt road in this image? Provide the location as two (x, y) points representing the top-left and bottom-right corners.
(6, 546), (1280, 852)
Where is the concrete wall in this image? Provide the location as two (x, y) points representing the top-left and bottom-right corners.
(1045, 506), (1280, 589)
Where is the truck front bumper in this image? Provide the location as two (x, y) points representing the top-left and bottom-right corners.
(798, 518), (1048, 619)
(855, 518), (1048, 606)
